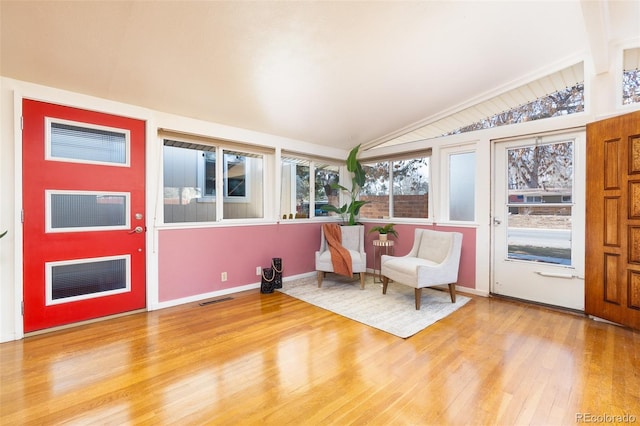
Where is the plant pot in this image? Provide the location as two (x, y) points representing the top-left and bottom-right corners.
(379, 233), (388, 241)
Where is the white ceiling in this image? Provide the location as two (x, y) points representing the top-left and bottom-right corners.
(1, 1), (638, 151)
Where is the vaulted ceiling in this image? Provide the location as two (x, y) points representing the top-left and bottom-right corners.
(1, 1), (638, 151)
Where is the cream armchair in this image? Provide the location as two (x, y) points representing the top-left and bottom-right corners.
(315, 224), (367, 289)
(381, 228), (463, 309)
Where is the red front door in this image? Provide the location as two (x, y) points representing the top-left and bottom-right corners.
(22, 99), (146, 332)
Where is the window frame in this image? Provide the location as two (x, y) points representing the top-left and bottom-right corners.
(620, 46), (640, 107)
(45, 117), (131, 167)
(45, 254), (131, 306)
(439, 143), (477, 224)
(45, 189), (131, 233)
(197, 151), (251, 203)
(279, 153), (342, 220)
(360, 152), (431, 221)
(223, 152), (249, 203)
(161, 136), (270, 225)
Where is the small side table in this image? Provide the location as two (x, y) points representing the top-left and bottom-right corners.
(373, 239), (394, 283)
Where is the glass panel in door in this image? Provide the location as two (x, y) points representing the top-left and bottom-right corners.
(506, 141), (573, 265)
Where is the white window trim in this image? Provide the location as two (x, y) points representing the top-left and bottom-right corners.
(438, 143), (478, 224)
(222, 151), (250, 203)
(361, 155), (431, 221)
(614, 42), (640, 109)
(45, 254), (131, 306)
(162, 136), (271, 223)
(45, 189), (131, 233)
(311, 160), (342, 220)
(197, 150), (252, 203)
(279, 153), (342, 220)
(45, 117), (131, 167)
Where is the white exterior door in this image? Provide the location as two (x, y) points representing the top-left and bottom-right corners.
(492, 130), (585, 310)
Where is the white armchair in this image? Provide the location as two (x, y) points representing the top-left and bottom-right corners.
(381, 228), (463, 309)
(315, 224), (367, 289)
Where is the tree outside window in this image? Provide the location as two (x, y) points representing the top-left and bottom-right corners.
(280, 157), (340, 219)
(623, 47), (640, 105)
(360, 157), (429, 219)
(315, 164), (340, 217)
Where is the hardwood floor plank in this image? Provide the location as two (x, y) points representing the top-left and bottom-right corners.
(1, 289), (639, 425)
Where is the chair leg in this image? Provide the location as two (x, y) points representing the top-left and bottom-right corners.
(415, 288), (422, 310)
(359, 272), (365, 290)
(448, 283), (456, 303)
(317, 271), (324, 288)
(382, 276), (388, 294)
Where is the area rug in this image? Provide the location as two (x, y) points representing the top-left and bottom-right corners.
(278, 275), (471, 338)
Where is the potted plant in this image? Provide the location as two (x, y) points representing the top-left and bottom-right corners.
(368, 223), (398, 241)
(320, 144), (370, 225)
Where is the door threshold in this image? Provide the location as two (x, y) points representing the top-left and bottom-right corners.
(25, 309), (147, 337)
(489, 293), (585, 317)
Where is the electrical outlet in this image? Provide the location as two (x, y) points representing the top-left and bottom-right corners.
(256, 266), (262, 276)
(221, 272), (227, 282)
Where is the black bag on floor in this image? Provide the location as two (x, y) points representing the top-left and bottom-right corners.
(260, 267), (276, 294)
(272, 257), (283, 289)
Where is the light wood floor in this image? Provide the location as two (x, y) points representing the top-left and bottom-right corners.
(1, 285), (639, 425)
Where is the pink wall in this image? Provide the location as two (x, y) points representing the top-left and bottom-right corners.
(364, 223), (476, 289)
(158, 223), (322, 302)
(158, 222), (476, 302)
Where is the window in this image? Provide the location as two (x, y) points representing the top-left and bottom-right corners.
(360, 155), (429, 219)
(201, 152), (216, 196)
(375, 63), (584, 148)
(281, 157), (310, 218)
(505, 139), (574, 265)
(445, 82), (584, 136)
(314, 163), (340, 217)
(46, 118), (129, 166)
(222, 151), (250, 202)
(46, 190), (129, 232)
(163, 139), (265, 223)
(198, 151), (253, 202)
(361, 161), (389, 219)
(623, 47), (640, 105)
(448, 151), (476, 221)
(46, 255), (130, 305)
(280, 154), (340, 219)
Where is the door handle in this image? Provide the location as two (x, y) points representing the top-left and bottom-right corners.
(129, 226), (144, 234)
(493, 217), (502, 225)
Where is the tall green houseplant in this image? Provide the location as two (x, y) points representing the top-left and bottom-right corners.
(321, 144), (370, 225)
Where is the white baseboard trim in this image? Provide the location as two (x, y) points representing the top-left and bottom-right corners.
(153, 283), (260, 310)
(455, 287), (489, 297)
(152, 271), (318, 310)
(151, 271), (487, 310)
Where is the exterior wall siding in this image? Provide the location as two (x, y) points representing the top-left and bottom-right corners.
(361, 194), (428, 219)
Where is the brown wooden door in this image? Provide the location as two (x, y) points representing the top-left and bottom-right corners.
(586, 110), (640, 330)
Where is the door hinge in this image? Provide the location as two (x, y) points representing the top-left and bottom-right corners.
(21, 210), (24, 223)
(20, 116), (24, 130)
(21, 301), (24, 316)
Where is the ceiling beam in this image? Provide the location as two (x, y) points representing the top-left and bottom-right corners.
(580, 0), (611, 75)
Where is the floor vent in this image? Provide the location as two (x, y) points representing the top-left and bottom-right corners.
(199, 297), (233, 306)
